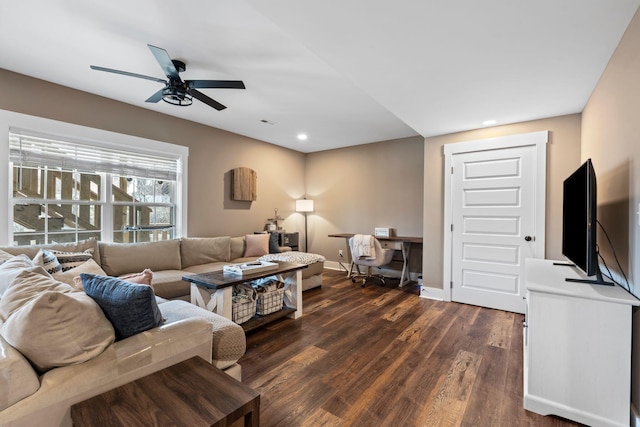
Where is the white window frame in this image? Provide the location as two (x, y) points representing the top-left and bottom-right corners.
(0, 109), (188, 245)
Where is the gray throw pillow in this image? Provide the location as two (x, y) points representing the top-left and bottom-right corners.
(268, 232), (281, 254)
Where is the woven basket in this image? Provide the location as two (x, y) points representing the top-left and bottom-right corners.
(255, 288), (285, 316)
(232, 294), (256, 324)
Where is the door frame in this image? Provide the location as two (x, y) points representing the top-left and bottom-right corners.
(442, 131), (548, 303)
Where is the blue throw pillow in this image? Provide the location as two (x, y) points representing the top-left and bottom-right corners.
(80, 273), (163, 340)
(269, 232), (281, 253)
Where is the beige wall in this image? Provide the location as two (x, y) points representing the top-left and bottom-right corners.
(0, 69), (425, 267)
(0, 69), (306, 238)
(581, 8), (640, 414)
(422, 114), (582, 288)
(305, 136), (424, 268)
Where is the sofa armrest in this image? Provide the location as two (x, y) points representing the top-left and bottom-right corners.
(159, 300), (245, 370)
(0, 318), (212, 427)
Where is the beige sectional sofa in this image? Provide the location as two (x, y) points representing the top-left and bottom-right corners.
(0, 235), (325, 427)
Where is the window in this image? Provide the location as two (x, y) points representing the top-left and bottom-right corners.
(9, 128), (186, 246)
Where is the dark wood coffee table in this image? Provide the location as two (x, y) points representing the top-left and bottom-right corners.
(183, 262), (308, 327)
(71, 356), (259, 427)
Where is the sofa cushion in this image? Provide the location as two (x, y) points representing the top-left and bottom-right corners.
(230, 236), (245, 260)
(99, 240), (181, 276)
(1, 290), (115, 372)
(243, 234), (269, 257)
(0, 269), (76, 322)
(158, 300), (246, 369)
(0, 334), (40, 411)
(146, 270), (191, 300)
(180, 236), (231, 268)
(81, 274), (164, 340)
(51, 258), (107, 287)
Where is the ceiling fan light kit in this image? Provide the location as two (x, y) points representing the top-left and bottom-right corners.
(161, 79), (193, 106)
(90, 44), (245, 111)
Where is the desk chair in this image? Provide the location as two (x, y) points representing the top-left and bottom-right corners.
(348, 235), (395, 287)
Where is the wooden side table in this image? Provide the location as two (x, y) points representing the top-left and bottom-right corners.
(71, 356), (259, 427)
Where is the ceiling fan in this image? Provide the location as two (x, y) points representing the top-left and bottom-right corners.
(90, 44), (245, 111)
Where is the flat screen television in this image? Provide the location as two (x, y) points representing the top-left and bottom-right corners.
(561, 159), (611, 285)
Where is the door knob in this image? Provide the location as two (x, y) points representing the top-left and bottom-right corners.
(525, 235), (534, 242)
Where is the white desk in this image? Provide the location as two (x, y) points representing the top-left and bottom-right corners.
(329, 233), (422, 287)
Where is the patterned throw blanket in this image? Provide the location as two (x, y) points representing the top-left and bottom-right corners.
(258, 252), (326, 265)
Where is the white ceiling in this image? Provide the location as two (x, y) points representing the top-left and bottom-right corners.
(0, 0), (638, 153)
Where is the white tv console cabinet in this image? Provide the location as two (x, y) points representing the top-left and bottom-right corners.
(524, 258), (639, 427)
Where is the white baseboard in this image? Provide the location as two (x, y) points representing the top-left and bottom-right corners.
(419, 285), (444, 300)
(324, 261), (349, 272)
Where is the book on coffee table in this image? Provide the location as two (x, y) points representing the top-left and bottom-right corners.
(223, 260), (279, 276)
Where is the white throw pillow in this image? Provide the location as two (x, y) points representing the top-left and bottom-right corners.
(0, 249), (14, 266)
(0, 255), (44, 297)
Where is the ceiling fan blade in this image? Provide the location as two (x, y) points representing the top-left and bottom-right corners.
(145, 88), (165, 103)
(187, 80), (246, 90)
(90, 65), (166, 84)
(148, 44), (180, 80)
(189, 89), (227, 111)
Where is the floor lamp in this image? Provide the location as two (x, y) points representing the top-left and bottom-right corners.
(296, 199), (314, 252)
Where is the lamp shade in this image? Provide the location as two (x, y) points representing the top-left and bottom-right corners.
(296, 199), (314, 212)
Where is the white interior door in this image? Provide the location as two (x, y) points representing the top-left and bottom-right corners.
(449, 139), (544, 314)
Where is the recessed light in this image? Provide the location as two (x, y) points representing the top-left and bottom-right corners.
(482, 120), (497, 126)
(297, 133), (308, 141)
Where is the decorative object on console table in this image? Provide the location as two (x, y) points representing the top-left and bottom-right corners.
(231, 167), (257, 201)
(223, 261), (279, 276)
(278, 232), (299, 251)
(266, 208), (284, 231)
(296, 198), (314, 252)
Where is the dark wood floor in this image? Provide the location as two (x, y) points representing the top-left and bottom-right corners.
(238, 270), (582, 427)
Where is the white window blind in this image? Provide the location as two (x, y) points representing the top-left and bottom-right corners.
(9, 129), (179, 181)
